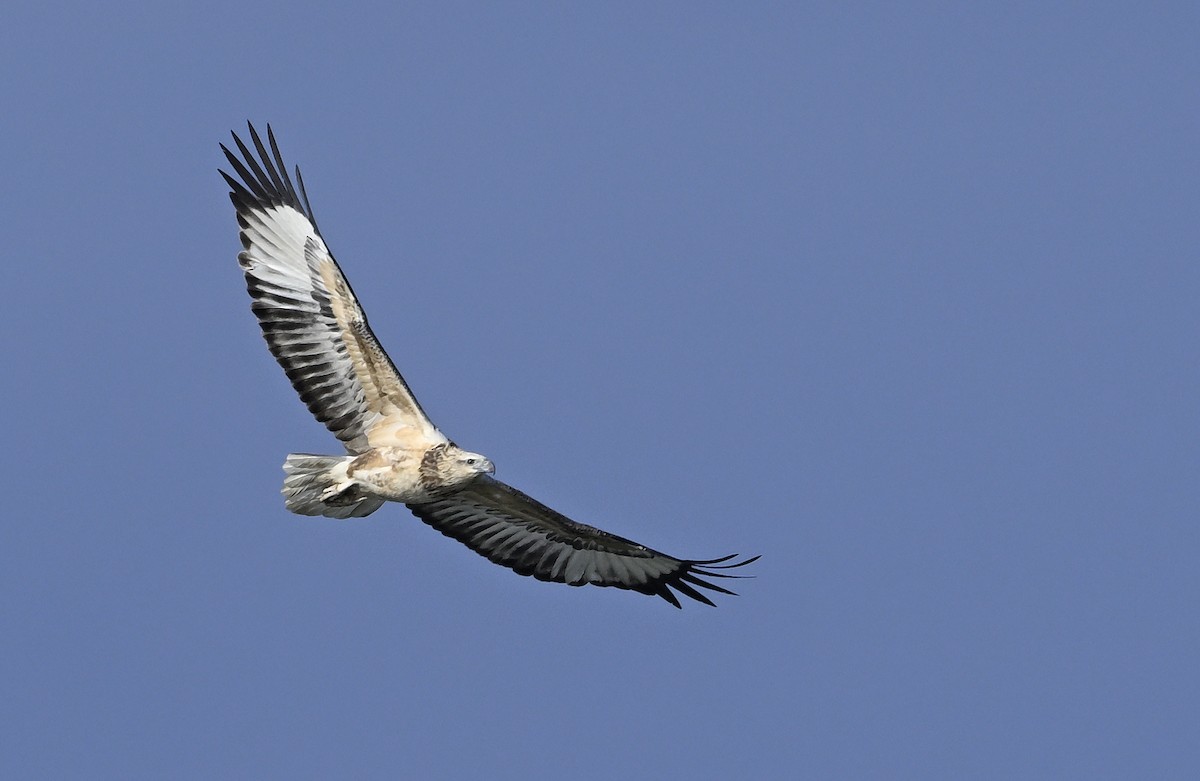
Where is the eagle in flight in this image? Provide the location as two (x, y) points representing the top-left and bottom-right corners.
(220, 124), (757, 607)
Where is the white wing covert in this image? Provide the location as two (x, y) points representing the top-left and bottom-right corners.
(221, 124), (443, 454)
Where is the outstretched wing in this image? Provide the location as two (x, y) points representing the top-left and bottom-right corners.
(407, 476), (758, 608)
(221, 123), (444, 454)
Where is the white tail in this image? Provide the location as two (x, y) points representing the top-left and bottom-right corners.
(281, 454), (385, 519)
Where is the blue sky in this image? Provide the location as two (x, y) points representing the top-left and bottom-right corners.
(3, 2), (1197, 778)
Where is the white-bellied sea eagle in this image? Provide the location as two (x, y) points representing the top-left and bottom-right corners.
(220, 123), (757, 608)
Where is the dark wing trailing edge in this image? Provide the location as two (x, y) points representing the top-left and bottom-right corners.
(407, 476), (759, 608)
(220, 123), (443, 453)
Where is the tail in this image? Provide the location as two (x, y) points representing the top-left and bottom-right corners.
(281, 454), (385, 519)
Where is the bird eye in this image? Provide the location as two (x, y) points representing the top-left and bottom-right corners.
(466, 458), (476, 465)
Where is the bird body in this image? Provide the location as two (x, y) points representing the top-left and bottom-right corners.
(281, 443), (490, 518)
(221, 123), (756, 607)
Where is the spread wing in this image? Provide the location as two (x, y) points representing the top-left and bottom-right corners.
(221, 123), (444, 454)
(407, 476), (758, 608)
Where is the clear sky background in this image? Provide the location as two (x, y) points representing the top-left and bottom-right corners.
(2, 2), (1197, 779)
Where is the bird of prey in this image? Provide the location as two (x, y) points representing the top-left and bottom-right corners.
(220, 123), (757, 607)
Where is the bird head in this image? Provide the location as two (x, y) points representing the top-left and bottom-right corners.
(438, 444), (495, 485)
